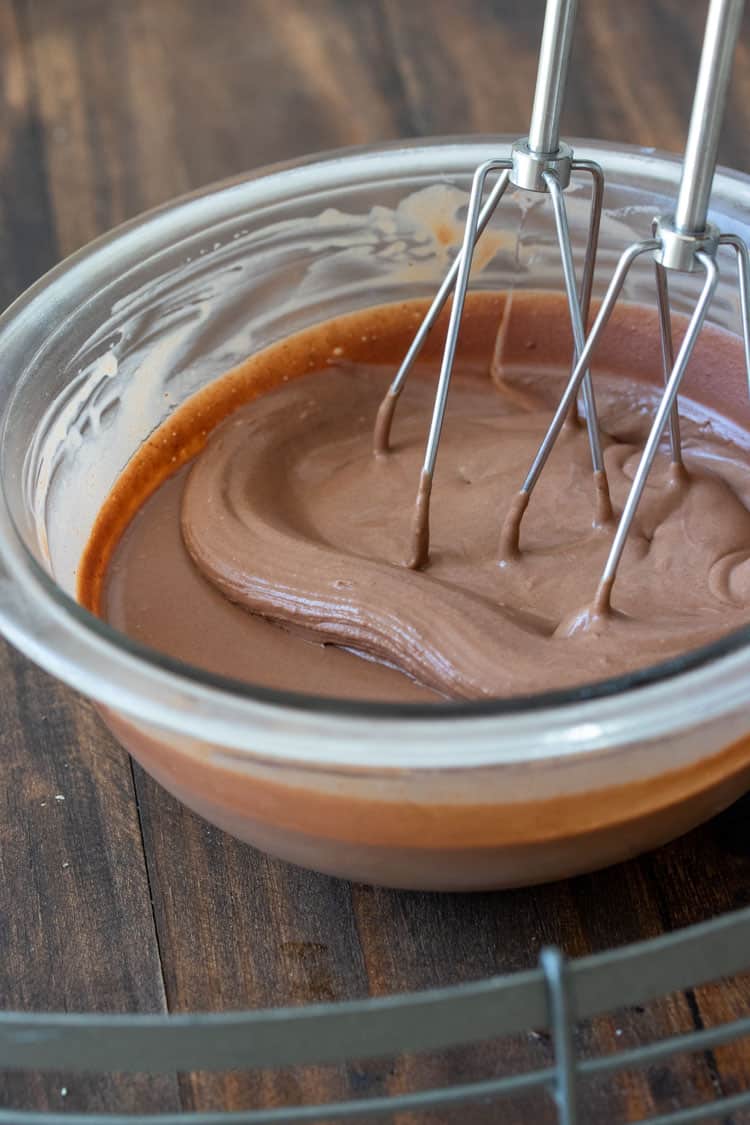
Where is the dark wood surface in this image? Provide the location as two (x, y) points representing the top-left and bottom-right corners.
(2, 1), (750, 1121)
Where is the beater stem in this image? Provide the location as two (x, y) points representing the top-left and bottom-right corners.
(528, 0), (578, 155)
(593, 254), (720, 615)
(675, 0), (744, 235)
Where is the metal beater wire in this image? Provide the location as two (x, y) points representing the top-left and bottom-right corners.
(508, 0), (750, 616)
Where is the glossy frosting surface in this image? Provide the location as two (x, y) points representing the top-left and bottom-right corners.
(80, 291), (750, 701)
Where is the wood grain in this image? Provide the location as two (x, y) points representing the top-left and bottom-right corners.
(0, 0), (179, 1115)
(2, 0), (750, 1120)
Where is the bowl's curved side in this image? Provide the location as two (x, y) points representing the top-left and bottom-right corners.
(103, 709), (750, 889)
(0, 136), (749, 773)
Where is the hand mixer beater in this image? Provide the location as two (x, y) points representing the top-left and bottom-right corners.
(502, 0), (750, 629)
(377, 0), (750, 630)
(373, 0), (610, 569)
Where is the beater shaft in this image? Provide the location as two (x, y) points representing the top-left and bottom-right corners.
(675, 0), (743, 235)
(528, 0), (577, 154)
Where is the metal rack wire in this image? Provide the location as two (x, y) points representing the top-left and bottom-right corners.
(2, 903), (750, 1124)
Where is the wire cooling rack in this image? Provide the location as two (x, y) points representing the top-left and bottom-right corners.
(2, 903), (750, 1124)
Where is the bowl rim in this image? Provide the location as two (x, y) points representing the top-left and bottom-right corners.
(2, 134), (750, 769)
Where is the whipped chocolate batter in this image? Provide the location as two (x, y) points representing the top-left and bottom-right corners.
(79, 291), (750, 702)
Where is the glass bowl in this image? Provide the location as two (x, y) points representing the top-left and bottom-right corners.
(2, 137), (750, 890)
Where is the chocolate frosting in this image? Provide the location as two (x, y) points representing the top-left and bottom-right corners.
(180, 359), (750, 699)
(82, 291), (750, 703)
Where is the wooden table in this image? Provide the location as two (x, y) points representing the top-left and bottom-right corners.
(2, 2), (750, 1121)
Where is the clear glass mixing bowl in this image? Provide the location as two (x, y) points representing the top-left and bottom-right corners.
(1, 137), (750, 889)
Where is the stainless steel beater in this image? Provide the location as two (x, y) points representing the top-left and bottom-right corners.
(501, 0), (750, 624)
(373, 0), (610, 568)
